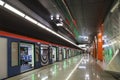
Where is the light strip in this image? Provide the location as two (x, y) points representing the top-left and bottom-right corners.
(65, 57), (83, 80)
(4, 3), (25, 17)
(110, 1), (119, 13)
(0, 0), (5, 6)
(37, 23), (78, 47)
(56, 23), (63, 26)
(78, 66), (86, 69)
(103, 41), (117, 48)
(25, 16), (37, 24)
(1, 2), (79, 48)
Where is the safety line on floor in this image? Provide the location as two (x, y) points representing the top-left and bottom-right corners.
(65, 56), (84, 80)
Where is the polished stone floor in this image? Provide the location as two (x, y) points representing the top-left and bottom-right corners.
(7, 54), (116, 80)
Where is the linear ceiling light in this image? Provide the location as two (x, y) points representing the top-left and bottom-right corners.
(37, 23), (77, 46)
(110, 1), (119, 13)
(78, 66), (86, 69)
(56, 22), (63, 26)
(4, 3), (25, 17)
(1, 1), (79, 48)
(25, 16), (38, 24)
(0, 0), (5, 6)
(103, 41), (117, 48)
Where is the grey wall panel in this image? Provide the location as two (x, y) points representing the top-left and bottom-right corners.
(0, 37), (8, 79)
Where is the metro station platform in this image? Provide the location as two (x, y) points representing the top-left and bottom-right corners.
(0, 0), (120, 80)
(7, 54), (116, 80)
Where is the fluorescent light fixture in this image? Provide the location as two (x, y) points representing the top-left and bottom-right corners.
(103, 41), (117, 48)
(4, 4), (25, 17)
(56, 14), (60, 20)
(1, 2), (79, 48)
(25, 16), (37, 24)
(110, 1), (119, 13)
(65, 28), (73, 35)
(37, 23), (46, 29)
(56, 23), (63, 26)
(0, 0), (5, 6)
(78, 44), (86, 47)
(37, 22), (78, 47)
(103, 44), (108, 48)
(50, 15), (53, 20)
(79, 36), (88, 41)
(102, 35), (107, 40)
(78, 66), (86, 69)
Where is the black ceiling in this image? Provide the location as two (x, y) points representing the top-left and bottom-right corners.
(19, 0), (77, 42)
(0, 0), (115, 48)
(0, 7), (80, 49)
(51, 0), (114, 42)
(65, 0), (114, 33)
(19, 0), (50, 22)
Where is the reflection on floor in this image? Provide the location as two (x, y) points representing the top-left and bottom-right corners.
(21, 64), (32, 72)
(7, 54), (116, 80)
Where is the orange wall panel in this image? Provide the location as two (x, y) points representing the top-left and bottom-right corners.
(97, 33), (103, 61)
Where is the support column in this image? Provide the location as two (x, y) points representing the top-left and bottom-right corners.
(97, 24), (103, 61)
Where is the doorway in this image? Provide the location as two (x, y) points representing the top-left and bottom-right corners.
(20, 43), (34, 72)
(59, 47), (63, 61)
(52, 47), (57, 62)
(63, 48), (66, 59)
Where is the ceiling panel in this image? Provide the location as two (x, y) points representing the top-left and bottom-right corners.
(61, 0), (114, 42)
